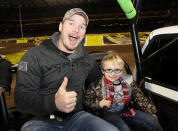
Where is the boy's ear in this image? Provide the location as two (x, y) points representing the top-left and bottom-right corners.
(102, 70), (104, 74)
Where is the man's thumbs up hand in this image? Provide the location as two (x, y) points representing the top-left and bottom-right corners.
(59, 76), (68, 93)
(55, 77), (77, 113)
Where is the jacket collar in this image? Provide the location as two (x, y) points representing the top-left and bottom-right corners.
(49, 32), (85, 59)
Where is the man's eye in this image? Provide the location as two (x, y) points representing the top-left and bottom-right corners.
(80, 25), (86, 30)
(69, 22), (74, 26)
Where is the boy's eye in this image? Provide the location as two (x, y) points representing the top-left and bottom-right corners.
(115, 69), (121, 72)
(103, 68), (122, 74)
(107, 69), (112, 72)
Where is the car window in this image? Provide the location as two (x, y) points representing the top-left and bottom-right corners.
(143, 36), (178, 89)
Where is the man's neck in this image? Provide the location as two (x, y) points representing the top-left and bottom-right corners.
(60, 50), (71, 57)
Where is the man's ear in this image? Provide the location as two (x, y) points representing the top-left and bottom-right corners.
(59, 22), (62, 32)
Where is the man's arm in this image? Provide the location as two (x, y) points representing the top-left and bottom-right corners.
(0, 58), (12, 92)
(14, 51), (57, 116)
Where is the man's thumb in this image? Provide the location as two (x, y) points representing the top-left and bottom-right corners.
(60, 77), (68, 91)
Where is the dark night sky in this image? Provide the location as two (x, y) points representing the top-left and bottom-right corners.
(0, 0), (177, 38)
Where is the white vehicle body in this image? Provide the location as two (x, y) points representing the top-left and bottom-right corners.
(134, 25), (178, 130)
(141, 25), (178, 102)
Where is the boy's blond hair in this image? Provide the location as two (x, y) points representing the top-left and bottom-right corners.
(101, 51), (124, 68)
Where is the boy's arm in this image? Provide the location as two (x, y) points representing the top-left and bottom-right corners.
(131, 81), (158, 116)
(84, 80), (103, 111)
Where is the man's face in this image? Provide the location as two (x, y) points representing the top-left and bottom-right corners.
(59, 14), (87, 53)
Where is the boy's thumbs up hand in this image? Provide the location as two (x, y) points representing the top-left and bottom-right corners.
(55, 77), (77, 113)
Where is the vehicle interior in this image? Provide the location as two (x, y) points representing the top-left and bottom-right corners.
(0, 0), (178, 130)
(141, 33), (178, 130)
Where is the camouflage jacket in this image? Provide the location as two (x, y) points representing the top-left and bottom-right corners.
(84, 74), (157, 116)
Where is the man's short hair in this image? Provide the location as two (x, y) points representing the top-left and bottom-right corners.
(63, 8), (89, 26)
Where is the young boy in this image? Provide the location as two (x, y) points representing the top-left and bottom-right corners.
(84, 50), (163, 131)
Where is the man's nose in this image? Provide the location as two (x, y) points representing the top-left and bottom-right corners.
(74, 25), (79, 32)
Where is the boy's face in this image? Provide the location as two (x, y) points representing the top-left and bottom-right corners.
(102, 61), (123, 83)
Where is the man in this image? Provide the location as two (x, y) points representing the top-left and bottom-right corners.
(0, 55), (12, 131)
(0, 55), (12, 95)
(15, 8), (119, 131)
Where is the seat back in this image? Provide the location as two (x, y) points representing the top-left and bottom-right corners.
(0, 92), (9, 131)
(0, 56), (12, 131)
